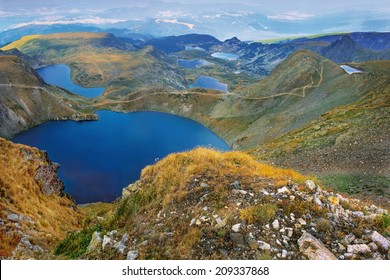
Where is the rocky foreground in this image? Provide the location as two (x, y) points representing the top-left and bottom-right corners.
(66, 148), (389, 260)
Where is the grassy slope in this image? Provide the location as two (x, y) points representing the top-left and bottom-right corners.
(250, 60), (390, 202)
(0, 138), (82, 258)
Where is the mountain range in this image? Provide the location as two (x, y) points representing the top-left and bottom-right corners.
(0, 29), (389, 260)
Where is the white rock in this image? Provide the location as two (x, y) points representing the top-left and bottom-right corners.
(127, 250), (138, 260)
(258, 241), (271, 251)
(352, 211), (364, 218)
(370, 231), (389, 251)
(272, 219), (280, 230)
(347, 244), (371, 254)
(102, 235), (112, 251)
(298, 218), (306, 226)
(305, 180), (317, 191)
(277, 187), (290, 194)
(232, 223), (241, 232)
(282, 249), (288, 259)
(189, 218), (196, 226)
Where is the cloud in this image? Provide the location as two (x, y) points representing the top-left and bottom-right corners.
(11, 17), (127, 29)
(268, 11), (315, 21)
(155, 19), (195, 29)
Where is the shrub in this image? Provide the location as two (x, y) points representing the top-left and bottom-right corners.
(240, 204), (278, 224)
(316, 218), (332, 233)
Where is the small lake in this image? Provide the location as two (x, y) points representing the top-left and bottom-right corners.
(13, 111), (231, 203)
(211, 52), (240, 60)
(340, 65), (362, 75)
(190, 76), (228, 93)
(178, 59), (212, 69)
(36, 64), (105, 98)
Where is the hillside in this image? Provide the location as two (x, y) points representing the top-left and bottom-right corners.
(53, 148), (390, 260)
(1, 32), (187, 95)
(0, 55), (96, 138)
(250, 60), (390, 205)
(0, 137), (83, 259)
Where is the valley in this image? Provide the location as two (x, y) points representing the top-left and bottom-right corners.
(0, 30), (389, 260)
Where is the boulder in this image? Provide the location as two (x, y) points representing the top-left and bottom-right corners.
(298, 232), (337, 260)
(370, 231), (389, 251)
(347, 244), (371, 254)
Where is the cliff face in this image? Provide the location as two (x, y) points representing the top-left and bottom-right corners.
(0, 137), (82, 259)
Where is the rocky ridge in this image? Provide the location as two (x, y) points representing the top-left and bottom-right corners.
(66, 148), (389, 260)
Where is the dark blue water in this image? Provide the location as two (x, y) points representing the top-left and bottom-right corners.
(36, 64), (105, 98)
(178, 59), (211, 68)
(13, 111), (230, 203)
(190, 76), (228, 93)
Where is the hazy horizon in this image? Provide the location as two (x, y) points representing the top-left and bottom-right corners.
(0, 0), (389, 40)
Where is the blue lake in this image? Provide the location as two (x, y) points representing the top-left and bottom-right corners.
(211, 52), (240, 60)
(190, 76), (228, 93)
(340, 65), (362, 74)
(178, 59), (212, 69)
(36, 64), (105, 98)
(13, 111), (231, 203)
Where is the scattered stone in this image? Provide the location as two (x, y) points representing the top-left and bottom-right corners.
(313, 195), (323, 207)
(338, 243), (346, 253)
(297, 218), (306, 226)
(352, 211), (364, 218)
(344, 234), (356, 245)
(370, 231), (389, 251)
(305, 180), (317, 191)
(277, 187), (290, 195)
(282, 250), (288, 259)
(200, 183), (210, 189)
(232, 223), (241, 233)
(190, 218), (196, 226)
(272, 219), (280, 230)
(258, 241), (271, 251)
(298, 232), (337, 260)
(215, 218), (227, 229)
(347, 244), (371, 254)
(7, 213), (19, 222)
(127, 250), (138, 260)
(289, 195), (295, 201)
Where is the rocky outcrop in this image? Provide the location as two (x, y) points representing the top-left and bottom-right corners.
(0, 137), (82, 259)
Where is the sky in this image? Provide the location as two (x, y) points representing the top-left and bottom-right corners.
(0, 0), (389, 40)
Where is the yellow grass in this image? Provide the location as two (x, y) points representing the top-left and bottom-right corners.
(0, 138), (82, 255)
(1, 35), (41, 51)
